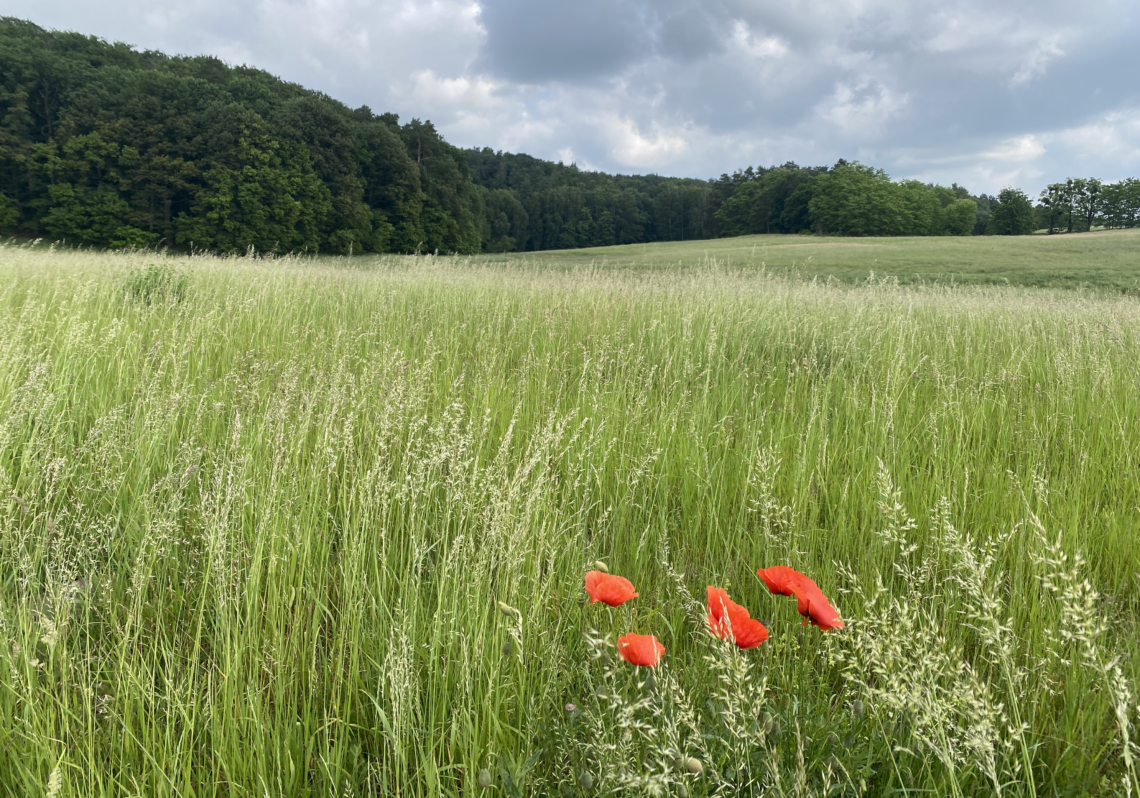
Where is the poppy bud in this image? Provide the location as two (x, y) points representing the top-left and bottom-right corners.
(578, 770), (595, 789)
(497, 601), (516, 617)
(677, 785), (689, 798)
(477, 768), (493, 788)
(826, 732), (840, 747)
(501, 640), (513, 656)
(593, 560), (609, 573)
(762, 712), (775, 735)
(685, 757), (704, 775)
(852, 699), (865, 717)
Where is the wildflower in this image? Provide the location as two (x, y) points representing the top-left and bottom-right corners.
(617, 633), (664, 667)
(564, 703), (577, 713)
(756, 565), (806, 597)
(584, 571), (638, 607)
(706, 586), (769, 649)
(757, 566), (844, 630)
(799, 592), (845, 630)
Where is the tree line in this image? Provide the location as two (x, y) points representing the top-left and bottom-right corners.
(1, 18), (1136, 255)
(1038, 178), (1140, 234)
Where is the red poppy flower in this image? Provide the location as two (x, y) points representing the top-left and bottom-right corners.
(757, 566), (844, 631)
(798, 590), (845, 630)
(707, 586), (768, 649)
(617, 633), (665, 667)
(584, 571), (638, 607)
(756, 565), (810, 597)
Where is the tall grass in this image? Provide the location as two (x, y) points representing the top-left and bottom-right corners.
(0, 243), (1138, 796)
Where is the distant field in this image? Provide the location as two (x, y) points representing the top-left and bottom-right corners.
(487, 227), (1140, 292)
(1, 244), (1139, 797)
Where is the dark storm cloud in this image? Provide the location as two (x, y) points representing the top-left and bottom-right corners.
(3, 0), (1139, 192)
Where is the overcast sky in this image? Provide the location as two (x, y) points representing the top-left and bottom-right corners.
(4, 0), (1139, 195)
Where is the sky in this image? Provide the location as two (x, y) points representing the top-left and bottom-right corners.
(3, 0), (1139, 195)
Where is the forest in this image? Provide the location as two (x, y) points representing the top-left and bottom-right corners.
(2, 17), (1138, 254)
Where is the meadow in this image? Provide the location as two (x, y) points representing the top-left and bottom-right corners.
(1, 238), (1138, 797)
(491, 227), (1140, 293)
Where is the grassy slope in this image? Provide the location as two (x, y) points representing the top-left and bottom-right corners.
(0, 242), (1138, 796)
(485, 227), (1140, 292)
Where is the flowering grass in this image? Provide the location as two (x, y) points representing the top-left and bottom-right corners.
(0, 242), (1138, 796)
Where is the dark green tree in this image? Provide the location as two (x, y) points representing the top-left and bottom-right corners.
(985, 188), (1037, 235)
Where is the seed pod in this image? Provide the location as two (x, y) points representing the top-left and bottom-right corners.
(852, 699), (865, 717)
(578, 770), (595, 790)
(477, 768), (493, 788)
(593, 560), (609, 573)
(685, 757), (704, 775)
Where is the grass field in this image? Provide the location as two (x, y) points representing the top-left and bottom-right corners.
(1, 238), (1139, 797)
(488, 227), (1140, 293)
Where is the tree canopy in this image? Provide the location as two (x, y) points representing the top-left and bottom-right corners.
(1, 17), (1133, 253)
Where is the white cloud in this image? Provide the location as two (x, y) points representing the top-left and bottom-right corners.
(1057, 108), (1140, 162)
(607, 117), (690, 168)
(731, 20), (788, 60)
(817, 82), (909, 139)
(981, 135), (1048, 163)
(1010, 37), (1064, 86)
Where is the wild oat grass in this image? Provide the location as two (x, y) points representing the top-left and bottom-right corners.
(0, 243), (1138, 796)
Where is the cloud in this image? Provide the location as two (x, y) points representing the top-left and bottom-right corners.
(6, 0), (1140, 194)
(982, 135), (1048, 163)
(818, 82), (910, 139)
(607, 117), (690, 168)
(1010, 38), (1064, 87)
(731, 20), (788, 60)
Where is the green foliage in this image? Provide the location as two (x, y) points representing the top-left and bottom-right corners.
(0, 192), (19, 229)
(1101, 178), (1140, 229)
(0, 17), (474, 255)
(943, 198), (978, 236)
(42, 184), (157, 248)
(986, 188), (1037, 235)
(122, 261), (188, 304)
(175, 105), (330, 253)
(809, 164), (909, 236)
